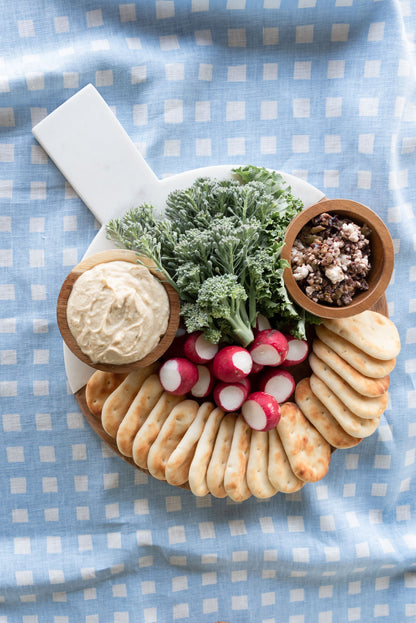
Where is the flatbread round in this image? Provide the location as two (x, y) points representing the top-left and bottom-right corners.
(188, 407), (225, 497)
(131, 391), (184, 469)
(116, 374), (164, 457)
(295, 378), (362, 449)
(268, 428), (304, 494)
(206, 413), (236, 498)
(310, 374), (380, 438)
(147, 399), (200, 481)
(312, 339), (389, 397)
(166, 401), (215, 487)
(224, 415), (252, 502)
(315, 324), (396, 379)
(246, 430), (278, 499)
(309, 352), (389, 419)
(86, 371), (128, 418)
(101, 365), (158, 438)
(322, 311), (401, 361)
(277, 402), (331, 483)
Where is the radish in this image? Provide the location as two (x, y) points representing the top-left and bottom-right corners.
(213, 381), (249, 412)
(212, 345), (253, 383)
(242, 391), (281, 431)
(255, 313), (272, 332)
(283, 335), (309, 367)
(248, 330), (289, 367)
(190, 365), (214, 398)
(184, 331), (219, 364)
(257, 369), (295, 403)
(159, 357), (198, 395)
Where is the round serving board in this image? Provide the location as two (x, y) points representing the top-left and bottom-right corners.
(74, 294), (388, 488)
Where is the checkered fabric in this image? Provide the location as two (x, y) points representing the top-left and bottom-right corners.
(1, 1), (415, 622)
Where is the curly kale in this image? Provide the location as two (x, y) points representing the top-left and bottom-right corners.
(106, 165), (311, 344)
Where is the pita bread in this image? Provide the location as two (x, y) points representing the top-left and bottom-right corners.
(116, 374), (164, 457)
(188, 407), (225, 497)
(166, 402), (215, 487)
(312, 339), (389, 397)
(310, 374), (380, 438)
(246, 430), (278, 499)
(309, 352), (389, 419)
(131, 392), (184, 469)
(315, 325), (396, 379)
(85, 371), (127, 418)
(295, 378), (362, 449)
(224, 415), (252, 502)
(322, 311), (401, 361)
(268, 428), (304, 493)
(206, 413), (236, 498)
(147, 399), (200, 481)
(101, 365), (158, 438)
(277, 402), (331, 483)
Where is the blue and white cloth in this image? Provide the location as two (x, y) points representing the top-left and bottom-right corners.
(1, 1), (416, 622)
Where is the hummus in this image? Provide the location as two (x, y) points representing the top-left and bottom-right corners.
(67, 260), (170, 364)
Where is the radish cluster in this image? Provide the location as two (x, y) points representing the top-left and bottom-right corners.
(158, 328), (309, 432)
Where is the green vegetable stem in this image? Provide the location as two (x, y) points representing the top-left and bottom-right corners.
(106, 165), (313, 345)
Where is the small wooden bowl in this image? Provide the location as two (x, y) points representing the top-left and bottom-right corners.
(57, 249), (180, 373)
(280, 199), (394, 319)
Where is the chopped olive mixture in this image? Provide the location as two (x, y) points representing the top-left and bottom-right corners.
(291, 212), (372, 306)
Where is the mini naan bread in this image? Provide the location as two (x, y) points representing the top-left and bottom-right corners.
(246, 430), (277, 499)
(322, 310), (401, 361)
(315, 324), (396, 378)
(147, 399), (200, 481)
(268, 428), (304, 494)
(166, 402), (215, 487)
(224, 415), (252, 502)
(188, 407), (225, 497)
(277, 402), (331, 483)
(295, 378), (362, 449)
(309, 352), (389, 419)
(116, 374), (164, 457)
(132, 392), (184, 469)
(206, 413), (236, 498)
(101, 365), (158, 438)
(310, 374), (380, 438)
(312, 339), (390, 397)
(85, 371), (127, 418)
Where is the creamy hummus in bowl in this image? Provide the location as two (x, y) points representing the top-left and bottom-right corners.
(57, 249), (180, 373)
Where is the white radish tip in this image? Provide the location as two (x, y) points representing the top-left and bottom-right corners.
(250, 344), (282, 366)
(195, 334), (218, 360)
(216, 384), (246, 411)
(159, 359), (181, 392)
(242, 399), (267, 431)
(231, 350), (253, 375)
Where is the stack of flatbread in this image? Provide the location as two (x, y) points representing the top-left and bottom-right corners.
(84, 310), (400, 501)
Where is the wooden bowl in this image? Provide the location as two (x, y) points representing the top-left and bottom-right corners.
(57, 249), (180, 373)
(280, 199), (394, 319)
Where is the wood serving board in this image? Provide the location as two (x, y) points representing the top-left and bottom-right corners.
(74, 296), (388, 489)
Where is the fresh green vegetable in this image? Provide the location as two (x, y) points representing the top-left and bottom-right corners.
(106, 165), (316, 345)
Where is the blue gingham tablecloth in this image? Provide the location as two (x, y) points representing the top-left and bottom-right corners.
(1, 1), (416, 622)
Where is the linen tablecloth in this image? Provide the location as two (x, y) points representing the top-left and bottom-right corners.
(1, 1), (415, 621)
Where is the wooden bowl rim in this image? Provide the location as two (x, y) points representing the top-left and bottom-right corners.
(56, 249), (180, 373)
(281, 199), (394, 319)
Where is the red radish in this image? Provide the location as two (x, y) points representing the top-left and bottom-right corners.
(242, 391), (281, 431)
(184, 331), (219, 364)
(159, 357), (198, 395)
(255, 313), (272, 332)
(190, 365), (214, 398)
(212, 345), (253, 383)
(283, 335), (309, 367)
(248, 330), (289, 367)
(258, 369), (295, 403)
(213, 381), (249, 412)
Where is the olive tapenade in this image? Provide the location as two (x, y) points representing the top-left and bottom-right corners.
(291, 212), (372, 306)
